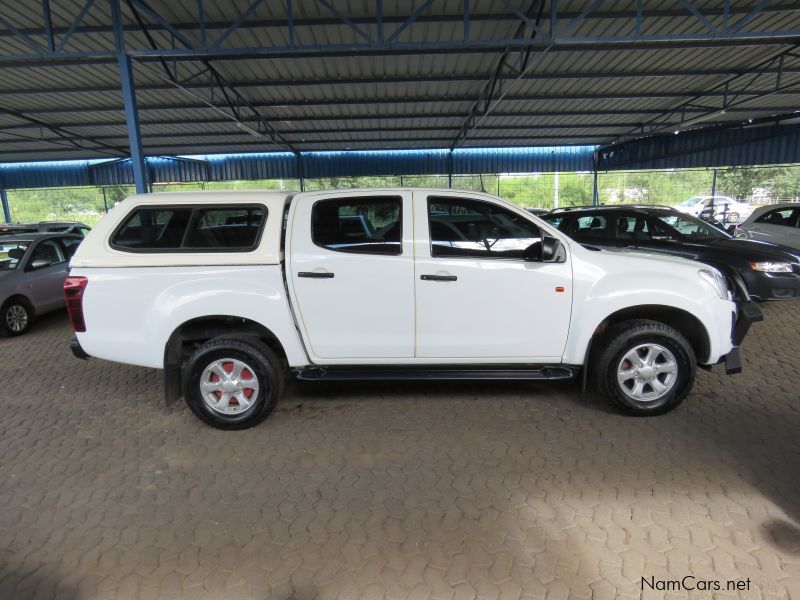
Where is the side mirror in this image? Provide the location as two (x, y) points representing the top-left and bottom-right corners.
(524, 237), (567, 263)
(541, 237), (567, 263)
(30, 259), (51, 270)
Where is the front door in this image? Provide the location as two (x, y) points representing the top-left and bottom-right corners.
(413, 193), (573, 362)
(288, 191), (415, 360)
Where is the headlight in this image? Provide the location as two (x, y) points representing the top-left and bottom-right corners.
(749, 261), (793, 273)
(698, 268), (729, 299)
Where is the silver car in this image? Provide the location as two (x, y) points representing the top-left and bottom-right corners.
(0, 233), (82, 336)
(735, 203), (800, 250)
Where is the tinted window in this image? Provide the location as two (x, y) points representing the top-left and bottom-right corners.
(652, 213), (727, 241)
(428, 197), (541, 259)
(30, 240), (65, 266)
(60, 237), (82, 258)
(755, 208), (800, 227)
(111, 205), (266, 252)
(312, 197), (402, 255)
(612, 215), (651, 241)
(184, 207), (265, 249)
(112, 208), (192, 250)
(567, 215), (608, 242)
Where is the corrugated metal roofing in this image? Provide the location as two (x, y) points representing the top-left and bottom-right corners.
(1, 0), (800, 164)
(0, 146), (596, 189)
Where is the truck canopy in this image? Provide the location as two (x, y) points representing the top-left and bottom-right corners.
(71, 190), (295, 268)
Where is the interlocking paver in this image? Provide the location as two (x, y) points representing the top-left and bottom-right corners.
(0, 304), (799, 598)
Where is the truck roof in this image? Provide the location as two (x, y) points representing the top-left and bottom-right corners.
(124, 190), (296, 206)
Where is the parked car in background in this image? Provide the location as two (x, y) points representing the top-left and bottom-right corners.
(542, 205), (800, 301)
(0, 233), (83, 336)
(0, 221), (91, 237)
(676, 196), (751, 224)
(734, 204), (800, 250)
(525, 207), (549, 216)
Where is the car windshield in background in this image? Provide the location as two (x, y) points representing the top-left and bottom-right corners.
(680, 197), (703, 206)
(653, 213), (729, 241)
(0, 241), (29, 270)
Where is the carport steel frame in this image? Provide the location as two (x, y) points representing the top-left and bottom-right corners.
(1, 0), (799, 193)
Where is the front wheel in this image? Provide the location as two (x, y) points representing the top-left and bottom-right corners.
(183, 337), (285, 430)
(593, 319), (696, 416)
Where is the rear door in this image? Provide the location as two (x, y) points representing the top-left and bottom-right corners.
(287, 191), (415, 361)
(413, 192), (573, 361)
(24, 238), (69, 310)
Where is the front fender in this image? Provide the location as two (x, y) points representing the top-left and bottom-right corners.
(563, 251), (732, 365)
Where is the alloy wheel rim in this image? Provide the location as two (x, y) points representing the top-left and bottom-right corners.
(200, 358), (260, 415)
(6, 305), (28, 333)
(617, 343), (678, 402)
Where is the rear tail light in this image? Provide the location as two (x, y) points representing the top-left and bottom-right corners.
(64, 276), (88, 332)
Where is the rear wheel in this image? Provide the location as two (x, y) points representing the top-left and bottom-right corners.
(593, 319), (696, 416)
(1, 299), (33, 337)
(183, 337), (285, 430)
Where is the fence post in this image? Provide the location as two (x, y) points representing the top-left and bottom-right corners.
(0, 189), (10, 224)
(554, 171), (559, 209)
(711, 168), (717, 197)
(102, 187), (109, 213)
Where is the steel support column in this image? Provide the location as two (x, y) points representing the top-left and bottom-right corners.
(118, 55), (148, 193)
(1, 189), (10, 223)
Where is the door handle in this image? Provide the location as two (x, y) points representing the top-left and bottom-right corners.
(420, 274), (457, 282)
(298, 271), (334, 279)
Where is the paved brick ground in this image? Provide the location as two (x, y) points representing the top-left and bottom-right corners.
(1, 304), (799, 600)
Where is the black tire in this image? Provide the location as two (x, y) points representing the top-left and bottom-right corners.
(592, 319), (696, 416)
(182, 337), (285, 430)
(0, 298), (34, 337)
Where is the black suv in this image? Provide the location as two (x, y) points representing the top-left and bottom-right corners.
(542, 205), (800, 301)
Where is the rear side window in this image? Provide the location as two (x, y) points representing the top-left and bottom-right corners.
(183, 207), (265, 249)
(312, 197), (402, 255)
(111, 205), (266, 252)
(568, 215), (608, 241)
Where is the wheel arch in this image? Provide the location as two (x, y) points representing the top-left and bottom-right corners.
(582, 304), (710, 389)
(1, 294), (34, 313)
(162, 315), (290, 408)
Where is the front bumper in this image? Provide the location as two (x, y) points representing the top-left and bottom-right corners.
(740, 269), (800, 301)
(720, 300), (763, 374)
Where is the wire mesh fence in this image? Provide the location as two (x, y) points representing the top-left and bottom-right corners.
(4, 164), (800, 225)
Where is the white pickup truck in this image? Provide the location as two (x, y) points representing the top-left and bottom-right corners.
(66, 189), (761, 430)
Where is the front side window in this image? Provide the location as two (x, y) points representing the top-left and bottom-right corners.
(652, 213), (728, 241)
(312, 197), (402, 255)
(111, 205), (266, 252)
(755, 208), (800, 227)
(428, 197), (541, 258)
(30, 240), (65, 267)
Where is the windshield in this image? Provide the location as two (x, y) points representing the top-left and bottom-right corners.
(652, 213), (729, 241)
(0, 241), (30, 270)
(680, 197), (703, 206)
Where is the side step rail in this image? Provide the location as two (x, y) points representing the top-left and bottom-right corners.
(296, 366), (578, 382)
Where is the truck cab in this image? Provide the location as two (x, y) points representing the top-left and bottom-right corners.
(67, 189), (760, 430)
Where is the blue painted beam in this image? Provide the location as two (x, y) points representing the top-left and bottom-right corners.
(118, 55), (148, 194)
(0, 189), (10, 223)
